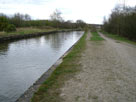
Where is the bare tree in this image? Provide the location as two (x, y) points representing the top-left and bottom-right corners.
(24, 14), (31, 21)
(50, 9), (64, 29)
(76, 19), (86, 28)
(50, 9), (63, 22)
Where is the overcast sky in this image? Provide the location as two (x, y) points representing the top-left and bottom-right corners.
(0, 0), (136, 24)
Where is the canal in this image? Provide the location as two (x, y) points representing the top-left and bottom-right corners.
(0, 31), (83, 102)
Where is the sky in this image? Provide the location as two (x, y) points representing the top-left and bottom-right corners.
(0, 0), (136, 24)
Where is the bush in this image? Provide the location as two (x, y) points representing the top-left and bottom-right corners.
(0, 16), (8, 31)
(4, 24), (16, 32)
(0, 22), (8, 31)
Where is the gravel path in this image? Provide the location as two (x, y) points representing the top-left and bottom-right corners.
(60, 31), (136, 102)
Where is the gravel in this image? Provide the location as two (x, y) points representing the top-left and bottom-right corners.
(60, 32), (136, 102)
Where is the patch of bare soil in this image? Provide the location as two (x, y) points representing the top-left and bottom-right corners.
(60, 32), (136, 102)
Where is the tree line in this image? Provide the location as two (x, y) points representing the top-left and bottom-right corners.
(103, 5), (136, 40)
(0, 9), (87, 32)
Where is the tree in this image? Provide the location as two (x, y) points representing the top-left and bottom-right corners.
(103, 6), (136, 40)
(0, 15), (8, 31)
(76, 20), (86, 28)
(10, 13), (24, 27)
(24, 14), (31, 21)
(4, 24), (16, 32)
(0, 13), (17, 32)
(9, 13), (31, 27)
(50, 9), (63, 22)
(50, 9), (64, 28)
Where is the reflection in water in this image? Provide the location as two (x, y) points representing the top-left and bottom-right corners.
(0, 43), (9, 55)
(44, 32), (72, 50)
(0, 31), (83, 102)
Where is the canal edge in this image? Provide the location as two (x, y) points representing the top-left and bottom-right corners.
(0, 29), (81, 42)
(16, 31), (85, 102)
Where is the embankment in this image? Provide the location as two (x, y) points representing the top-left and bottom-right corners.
(16, 31), (86, 102)
(0, 29), (80, 42)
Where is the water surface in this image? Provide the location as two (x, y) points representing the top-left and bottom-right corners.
(0, 31), (83, 102)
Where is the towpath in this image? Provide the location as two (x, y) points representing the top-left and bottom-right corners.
(60, 31), (136, 102)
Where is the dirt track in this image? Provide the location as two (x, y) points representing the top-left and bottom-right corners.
(60, 32), (136, 102)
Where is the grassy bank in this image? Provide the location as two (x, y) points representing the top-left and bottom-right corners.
(102, 31), (136, 45)
(0, 27), (76, 38)
(91, 31), (104, 41)
(31, 31), (87, 102)
(0, 27), (57, 37)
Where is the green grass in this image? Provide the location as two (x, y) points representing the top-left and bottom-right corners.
(91, 32), (104, 41)
(0, 27), (58, 37)
(0, 27), (81, 38)
(102, 31), (136, 45)
(31, 31), (87, 102)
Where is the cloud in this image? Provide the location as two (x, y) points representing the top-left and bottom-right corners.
(0, 0), (135, 24)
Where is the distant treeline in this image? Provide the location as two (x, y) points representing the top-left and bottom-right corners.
(103, 6), (136, 40)
(0, 12), (87, 32)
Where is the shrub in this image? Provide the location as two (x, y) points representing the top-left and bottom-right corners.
(0, 22), (8, 31)
(0, 16), (8, 31)
(4, 24), (16, 32)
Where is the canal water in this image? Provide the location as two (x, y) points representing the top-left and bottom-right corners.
(0, 31), (83, 102)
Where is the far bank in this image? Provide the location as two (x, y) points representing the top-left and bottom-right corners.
(0, 27), (81, 42)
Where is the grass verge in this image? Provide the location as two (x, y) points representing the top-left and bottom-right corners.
(31, 31), (87, 102)
(0, 27), (57, 37)
(90, 31), (104, 41)
(0, 27), (75, 38)
(102, 31), (136, 45)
